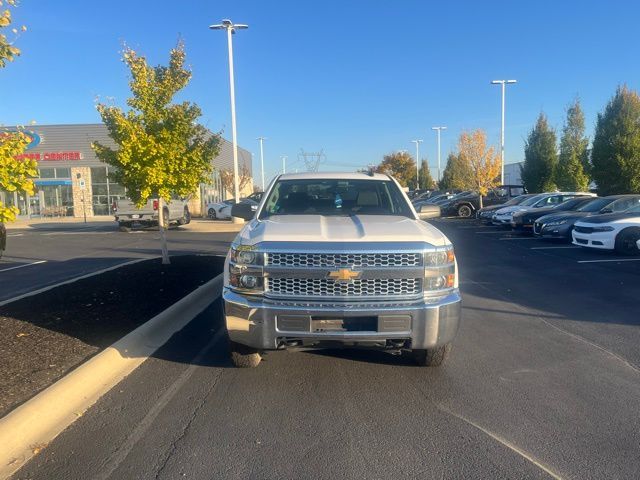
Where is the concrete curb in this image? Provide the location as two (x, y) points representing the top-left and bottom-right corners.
(0, 273), (224, 479)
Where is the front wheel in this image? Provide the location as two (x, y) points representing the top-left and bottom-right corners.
(457, 205), (473, 218)
(208, 208), (217, 220)
(229, 341), (262, 368)
(614, 227), (640, 256)
(118, 222), (132, 232)
(413, 343), (452, 367)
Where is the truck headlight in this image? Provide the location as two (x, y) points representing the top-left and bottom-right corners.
(229, 245), (265, 294)
(424, 246), (456, 292)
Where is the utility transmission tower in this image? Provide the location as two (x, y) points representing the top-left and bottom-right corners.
(298, 148), (327, 172)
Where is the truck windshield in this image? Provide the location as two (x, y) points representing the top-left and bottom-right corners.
(259, 178), (413, 218)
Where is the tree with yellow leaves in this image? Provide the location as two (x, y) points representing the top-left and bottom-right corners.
(457, 130), (501, 208)
(0, 0), (27, 68)
(93, 42), (220, 264)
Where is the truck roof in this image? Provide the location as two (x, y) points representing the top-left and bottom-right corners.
(277, 172), (390, 181)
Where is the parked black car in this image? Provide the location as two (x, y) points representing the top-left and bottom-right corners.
(440, 185), (526, 218)
(533, 194), (640, 240)
(0, 222), (6, 259)
(476, 193), (537, 223)
(511, 196), (596, 232)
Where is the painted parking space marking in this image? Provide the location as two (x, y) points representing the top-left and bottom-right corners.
(577, 258), (640, 264)
(7, 233), (24, 237)
(499, 237), (539, 241)
(41, 231), (115, 236)
(530, 246), (581, 250)
(0, 260), (47, 273)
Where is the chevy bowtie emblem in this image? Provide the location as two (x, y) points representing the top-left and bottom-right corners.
(328, 268), (361, 283)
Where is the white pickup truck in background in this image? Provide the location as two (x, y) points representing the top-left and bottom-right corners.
(113, 197), (191, 231)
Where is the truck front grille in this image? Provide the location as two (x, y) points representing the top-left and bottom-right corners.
(267, 277), (422, 297)
(266, 252), (422, 268)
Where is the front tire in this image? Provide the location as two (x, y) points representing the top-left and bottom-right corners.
(614, 227), (640, 256)
(177, 207), (191, 225)
(118, 222), (132, 232)
(457, 205), (473, 218)
(229, 341), (262, 368)
(413, 343), (451, 367)
(208, 208), (217, 220)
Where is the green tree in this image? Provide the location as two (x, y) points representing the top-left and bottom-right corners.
(1, 1), (34, 223)
(521, 113), (558, 192)
(556, 99), (589, 191)
(439, 152), (474, 190)
(92, 42), (221, 264)
(0, 131), (36, 222)
(591, 86), (640, 195)
(418, 160), (435, 190)
(0, 0), (26, 68)
(376, 151), (416, 188)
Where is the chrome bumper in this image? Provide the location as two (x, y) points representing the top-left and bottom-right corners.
(223, 289), (462, 350)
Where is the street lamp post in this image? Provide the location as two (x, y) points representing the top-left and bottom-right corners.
(210, 19), (248, 208)
(411, 139), (423, 189)
(257, 136), (266, 191)
(491, 79), (517, 185)
(281, 156), (287, 174)
(431, 126), (447, 183)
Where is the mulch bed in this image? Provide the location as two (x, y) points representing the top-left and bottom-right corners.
(0, 255), (225, 418)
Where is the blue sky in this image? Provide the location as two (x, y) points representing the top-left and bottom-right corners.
(2, 0), (640, 183)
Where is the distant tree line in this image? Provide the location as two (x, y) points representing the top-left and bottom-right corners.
(521, 86), (640, 194)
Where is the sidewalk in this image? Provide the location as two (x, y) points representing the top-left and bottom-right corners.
(5, 216), (244, 233)
(5, 216), (114, 230)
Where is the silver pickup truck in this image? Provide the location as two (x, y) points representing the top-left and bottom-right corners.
(113, 198), (191, 231)
(223, 172), (461, 368)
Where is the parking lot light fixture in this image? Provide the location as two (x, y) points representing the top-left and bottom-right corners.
(411, 139), (423, 189)
(431, 127), (447, 183)
(491, 79), (517, 185)
(257, 137), (267, 191)
(210, 19), (248, 209)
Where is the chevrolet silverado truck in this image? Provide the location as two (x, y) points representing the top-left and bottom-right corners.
(113, 197), (191, 231)
(224, 172), (461, 368)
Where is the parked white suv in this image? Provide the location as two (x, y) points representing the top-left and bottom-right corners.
(223, 172), (462, 368)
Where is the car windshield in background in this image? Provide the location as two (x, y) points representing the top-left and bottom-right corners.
(519, 194), (549, 206)
(259, 179), (412, 218)
(577, 198), (610, 212)
(624, 202), (640, 213)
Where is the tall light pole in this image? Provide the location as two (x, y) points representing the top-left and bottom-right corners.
(281, 156), (287, 174)
(257, 136), (266, 191)
(210, 19), (248, 206)
(411, 139), (423, 189)
(491, 79), (517, 185)
(431, 126), (447, 183)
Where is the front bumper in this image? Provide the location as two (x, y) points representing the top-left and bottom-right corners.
(572, 231), (615, 250)
(534, 222), (572, 239)
(223, 289), (462, 350)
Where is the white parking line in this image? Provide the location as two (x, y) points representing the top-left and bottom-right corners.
(0, 260), (47, 273)
(7, 233), (24, 237)
(577, 258), (640, 264)
(530, 246), (580, 250)
(499, 237), (539, 241)
(41, 231), (114, 236)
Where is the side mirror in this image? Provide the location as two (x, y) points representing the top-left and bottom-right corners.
(231, 202), (256, 221)
(417, 204), (441, 220)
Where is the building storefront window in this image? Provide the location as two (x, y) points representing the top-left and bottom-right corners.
(34, 167), (75, 216)
(90, 166), (126, 215)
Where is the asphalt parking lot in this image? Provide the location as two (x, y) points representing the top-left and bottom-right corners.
(10, 218), (640, 480)
(0, 220), (237, 302)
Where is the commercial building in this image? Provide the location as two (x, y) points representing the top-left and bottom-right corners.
(503, 161), (524, 186)
(0, 124), (253, 218)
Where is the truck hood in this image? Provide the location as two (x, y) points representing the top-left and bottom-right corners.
(236, 215), (450, 247)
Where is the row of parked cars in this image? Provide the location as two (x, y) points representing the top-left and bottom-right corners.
(207, 192), (264, 220)
(476, 192), (640, 255)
